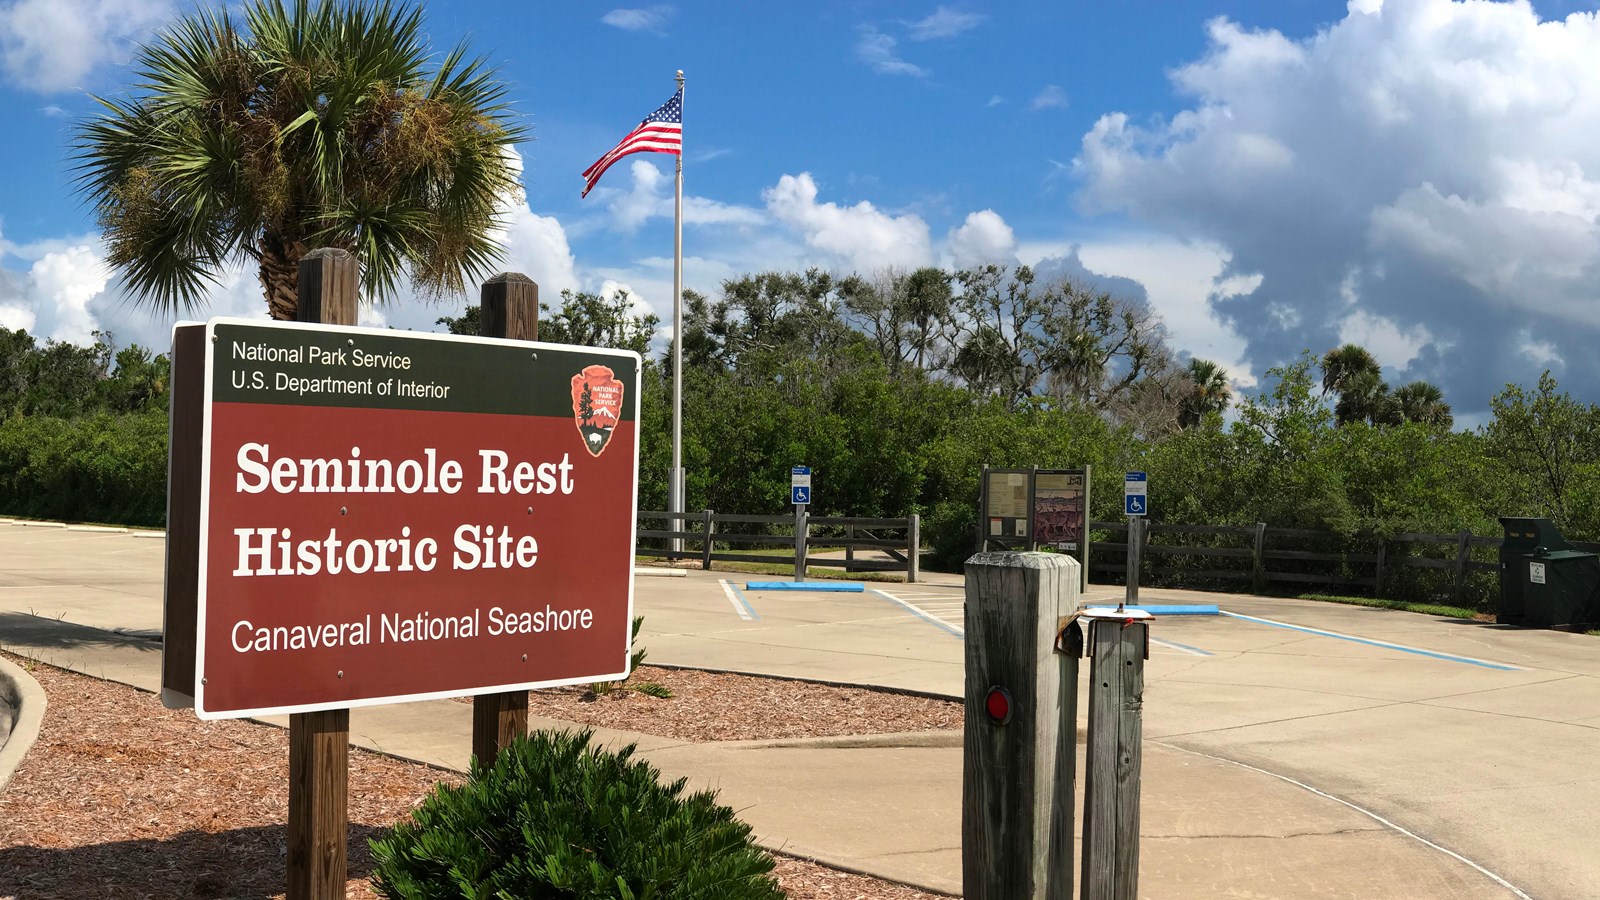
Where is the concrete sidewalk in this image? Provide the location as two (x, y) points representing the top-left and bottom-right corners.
(0, 523), (1533, 897)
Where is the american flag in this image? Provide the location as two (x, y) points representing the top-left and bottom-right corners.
(581, 88), (683, 198)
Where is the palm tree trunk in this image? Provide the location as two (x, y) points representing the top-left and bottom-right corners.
(258, 235), (307, 321)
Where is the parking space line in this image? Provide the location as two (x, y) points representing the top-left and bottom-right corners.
(1150, 636), (1212, 657)
(1221, 611), (1523, 671)
(719, 579), (759, 621)
(869, 589), (964, 639)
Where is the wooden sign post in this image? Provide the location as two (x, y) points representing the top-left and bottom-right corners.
(1080, 610), (1148, 900)
(290, 248), (358, 899)
(472, 272), (538, 769)
(961, 551), (1079, 900)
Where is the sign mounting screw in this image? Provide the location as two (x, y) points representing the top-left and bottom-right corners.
(337, 671), (344, 678)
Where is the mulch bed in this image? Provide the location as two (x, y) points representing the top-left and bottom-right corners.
(0, 653), (953, 899)
(477, 664), (962, 743)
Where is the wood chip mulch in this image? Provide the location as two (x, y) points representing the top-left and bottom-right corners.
(0, 653), (953, 899)
(472, 664), (963, 743)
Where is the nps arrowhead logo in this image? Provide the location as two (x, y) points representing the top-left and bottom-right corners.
(571, 365), (624, 457)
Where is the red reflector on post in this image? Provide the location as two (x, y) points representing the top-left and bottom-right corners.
(985, 686), (1012, 725)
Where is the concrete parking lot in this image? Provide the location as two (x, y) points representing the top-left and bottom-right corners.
(6, 520), (1596, 896)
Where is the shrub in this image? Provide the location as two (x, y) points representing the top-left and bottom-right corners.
(370, 729), (784, 900)
(0, 410), (167, 526)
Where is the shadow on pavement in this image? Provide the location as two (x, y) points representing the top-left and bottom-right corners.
(0, 612), (161, 655)
(0, 823), (388, 899)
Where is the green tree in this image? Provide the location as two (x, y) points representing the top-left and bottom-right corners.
(434, 289), (660, 356)
(947, 265), (1170, 411)
(75, 0), (523, 320)
(1393, 380), (1452, 430)
(1334, 367), (1399, 427)
(1486, 371), (1600, 524)
(840, 266), (953, 378)
(1178, 357), (1231, 429)
(540, 289), (660, 356)
(1320, 343), (1380, 397)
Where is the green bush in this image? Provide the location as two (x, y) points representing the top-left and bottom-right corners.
(0, 410), (168, 526)
(369, 729), (784, 900)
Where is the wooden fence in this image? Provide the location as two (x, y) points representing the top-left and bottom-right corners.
(637, 510), (920, 581)
(1089, 521), (1600, 607)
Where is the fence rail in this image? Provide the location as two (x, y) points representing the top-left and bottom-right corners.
(634, 509), (1596, 605)
(1089, 520), (1600, 606)
(636, 510), (920, 581)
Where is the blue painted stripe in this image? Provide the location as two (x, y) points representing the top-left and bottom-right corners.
(1127, 604), (1219, 616)
(746, 581), (865, 592)
(1150, 636), (1213, 657)
(869, 589), (965, 639)
(1221, 611), (1522, 671)
(728, 581), (760, 620)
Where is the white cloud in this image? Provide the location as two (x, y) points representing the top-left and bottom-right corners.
(0, 303), (32, 330)
(600, 6), (673, 32)
(28, 244), (109, 343)
(1029, 85), (1069, 111)
(946, 210), (1016, 267)
(497, 208), (579, 299)
(987, 95), (1004, 107)
(600, 159), (764, 233)
(907, 6), (983, 40)
(855, 26), (928, 78)
(1518, 330), (1563, 368)
(0, 0), (172, 92)
(763, 172), (934, 272)
(1074, 0), (1600, 413)
(1073, 239), (1258, 387)
(1337, 308), (1433, 372)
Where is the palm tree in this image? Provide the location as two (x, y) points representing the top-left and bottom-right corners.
(1334, 368), (1399, 426)
(1394, 380), (1453, 429)
(74, 0), (523, 320)
(1179, 357), (1231, 428)
(1320, 343), (1380, 397)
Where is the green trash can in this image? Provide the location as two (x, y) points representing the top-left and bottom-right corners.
(1521, 549), (1600, 630)
(1498, 517), (1578, 625)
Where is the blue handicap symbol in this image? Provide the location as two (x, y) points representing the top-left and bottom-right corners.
(793, 486), (810, 504)
(1126, 495), (1145, 514)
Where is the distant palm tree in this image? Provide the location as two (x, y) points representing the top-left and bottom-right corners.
(1179, 357), (1231, 428)
(1394, 380), (1453, 429)
(901, 267), (953, 371)
(1320, 343), (1381, 397)
(1334, 368), (1399, 426)
(74, 0), (523, 320)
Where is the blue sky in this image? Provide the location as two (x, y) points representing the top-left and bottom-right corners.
(2, 0), (1600, 419)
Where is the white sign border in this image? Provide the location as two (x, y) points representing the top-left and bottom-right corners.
(193, 317), (642, 720)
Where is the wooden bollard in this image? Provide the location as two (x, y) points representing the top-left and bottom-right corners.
(471, 272), (538, 769)
(962, 552), (1080, 900)
(1080, 610), (1148, 900)
(288, 248), (358, 900)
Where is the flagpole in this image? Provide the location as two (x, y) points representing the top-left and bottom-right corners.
(670, 69), (686, 554)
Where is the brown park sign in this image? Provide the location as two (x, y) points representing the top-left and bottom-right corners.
(162, 319), (640, 719)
